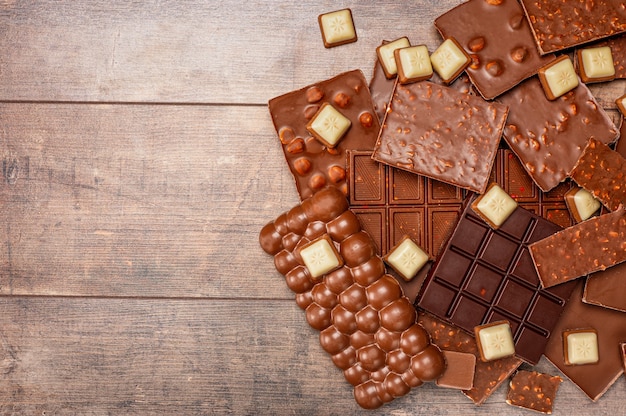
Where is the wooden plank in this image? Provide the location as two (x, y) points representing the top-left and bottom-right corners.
(0, 103), (299, 297)
(0, 297), (622, 414)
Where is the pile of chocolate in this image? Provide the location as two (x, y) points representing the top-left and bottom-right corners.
(259, 1), (626, 412)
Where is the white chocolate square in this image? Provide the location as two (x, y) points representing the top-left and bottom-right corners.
(319, 9), (357, 47)
(476, 322), (515, 361)
(430, 38), (470, 83)
(396, 45), (433, 83)
(572, 188), (601, 222)
(377, 37), (411, 78)
(580, 46), (615, 80)
(307, 103), (351, 148)
(540, 56), (579, 99)
(384, 237), (429, 281)
(474, 184), (518, 228)
(565, 331), (599, 365)
(299, 236), (341, 279)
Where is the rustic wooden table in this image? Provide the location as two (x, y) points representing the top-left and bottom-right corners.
(0, 1), (624, 414)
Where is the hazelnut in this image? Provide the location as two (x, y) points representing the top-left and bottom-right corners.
(334, 92), (350, 108)
(286, 138), (305, 154)
(510, 47), (528, 63)
(304, 104), (320, 120)
(359, 112), (374, 128)
(279, 127), (295, 144)
(468, 37), (485, 52)
(306, 86), (324, 103)
(486, 60), (504, 76)
(328, 165), (346, 183)
(309, 174), (327, 190)
(293, 158), (312, 175)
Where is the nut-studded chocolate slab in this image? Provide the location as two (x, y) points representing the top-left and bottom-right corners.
(434, 0), (555, 100)
(417, 197), (576, 365)
(497, 76), (618, 192)
(570, 139), (626, 212)
(583, 262), (626, 313)
(520, 0), (626, 55)
(268, 70), (380, 200)
(544, 281), (626, 401)
(372, 81), (509, 194)
(259, 187), (446, 410)
(418, 312), (523, 405)
(505, 370), (562, 414)
(530, 208), (626, 289)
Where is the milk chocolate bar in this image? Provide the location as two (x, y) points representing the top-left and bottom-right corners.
(268, 70), (380, 200)
(520, 0), (626, 55)
(544, 281), (626, 401)
(530, 208), (626, 289)
(372, 81), (509, 194)
(434, 0), (555, 99)
(417, 197), (576, 365)
(497, 76), (618, 192)
(506, 370), (562, 414)
(259, 187), (446, 409)
(435, 350), (475, 390)
(583, 262), (626, 312)
(570, 139), (626, 212)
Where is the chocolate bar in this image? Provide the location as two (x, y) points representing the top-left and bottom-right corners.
(570, 139), (626, 212)
(372, 81), (509, 194)
(544, 281), (626, 401)
(608, 34), (626, 78)
(417, 312), (523, 405)
(519, 0), (626, 55)
(530, 208), (626, 289)
(259, 187), (446, 409)
(417, 197), (576, 365)
(434, 0), (555, 99)
(268, 70), (380, 200)
(497, 76), (618, 192)
(583, 262), (626, 312)
(506, 370), (562, 414)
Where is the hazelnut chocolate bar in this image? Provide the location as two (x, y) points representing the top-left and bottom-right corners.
(372, 81), (509, 194)
(530, 208), (626, 289)
(434, 0), (555, 99)
(268, 70), (380, 200)
(259, 187), (445, 409)
(506, 370), (562, 414)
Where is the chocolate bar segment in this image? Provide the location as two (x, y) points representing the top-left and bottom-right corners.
(583, 262), (626, 312)
(268, 70), (380, 200)
(417, 198), (576, 365)
(372, 81), (508, 194)
(435, 350), (475, 390)
(544, 281), (626, 401)
(520, 0), (626, 54)
(530, 208), (626, 288)
(259, 187), (445, 409)
(570, 139), (626, 212)
(317, 9), (357, 48)
(506, 370), (562, 414)
(434, 0), (555, 99)
(497, 76), (618, 192)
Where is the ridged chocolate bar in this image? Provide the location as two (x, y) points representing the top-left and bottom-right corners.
(259, 187), (445, 409)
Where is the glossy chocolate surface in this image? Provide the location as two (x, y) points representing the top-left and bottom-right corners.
(417, 198), (576, 365)
(498, 77), (618, 192)
(259, 187), (445, 409)
(372, 81), (508, 194)
(268, 70), (380, 200)
(435, 0), (555, 99)
(583, 262), (626, 313)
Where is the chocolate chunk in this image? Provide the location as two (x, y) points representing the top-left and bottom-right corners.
(576, 46), (616, 83)
(564, 187), (602, 223)
(537, 56), (579, 100)
(474, 321), (516, 362)
(563, 329), (599, 365)
(383, 236), (429, 282)
(530, 208), (626, 288)
(395, 45), (433, 84)
(497, 77), (618, 192)
(506, 370), (562, 414)
(430, 38), (471, 84)
(376, 37), (410, 79)
(570, 139), (626, 212)
(520, 0), (626, 54)
(417, 198), (576, 365)
(268, 70), (380, 200)
(471, 183), (518, 230)
(435, 350), (476, 390)
(434, 0), (555, 99)
(583, 262), (626, 313)
(544, 281), (626, 401)
(318, 9), (357, 48)
(259, 187), (446, 409)
(372, 81), (508, 194)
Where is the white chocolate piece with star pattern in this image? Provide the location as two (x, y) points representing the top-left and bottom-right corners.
(564, 329), (599, 365)
(395, 45), (433, 84)
(538, 55), (579, 100)
(384, 236), (429, 281)
(472, 183), (518, 229)
(299, 234), (343, 279)
(376, 37), (411, 79)
(475, 321), (516, 362)
(318, 9), (357, 48)
(565, 187), (601, 223)
(430, 38), (470, 84)
(306, 102), (351, 148)
(578, 46), (615, 83)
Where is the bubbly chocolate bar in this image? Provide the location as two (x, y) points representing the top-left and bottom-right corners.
(530, 208), (626, 289)
(434, 0), (555, 99)
(372, 81), (508, 194)
(259, 187), (445, 409)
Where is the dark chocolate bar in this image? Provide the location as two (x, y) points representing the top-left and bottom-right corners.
(434, 0), (555, 99)
(259, 187), (445, 409)
(417, 197), (576, 365)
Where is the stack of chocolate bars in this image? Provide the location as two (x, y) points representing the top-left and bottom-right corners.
(260, 0), (626, 412)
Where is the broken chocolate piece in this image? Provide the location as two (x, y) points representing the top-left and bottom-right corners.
(435, 350), (476, 390)
(506, 370), (562, 414)
(583, 262), (626, 313)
